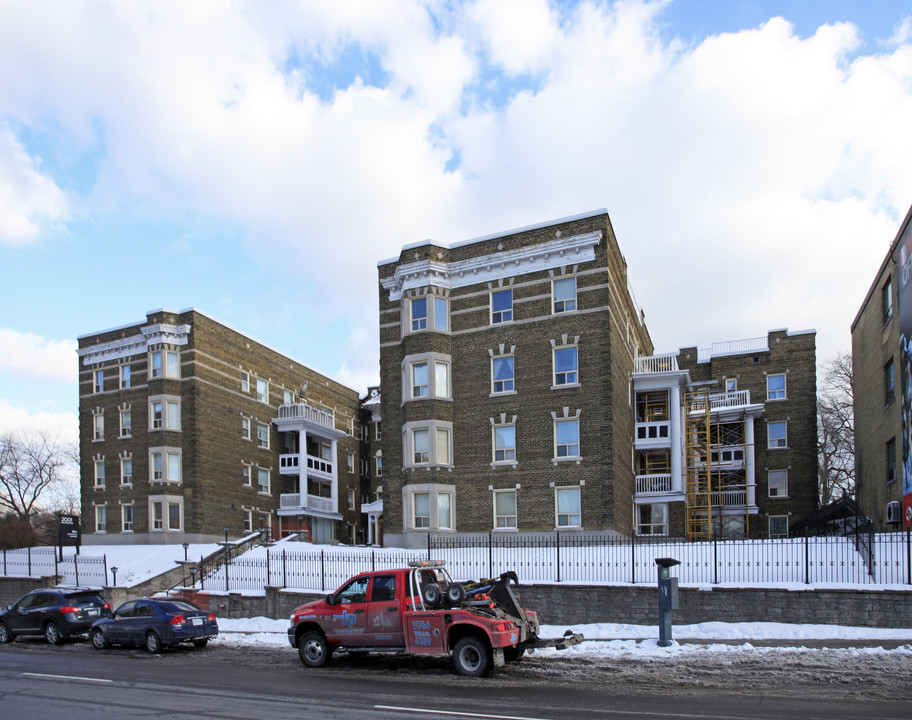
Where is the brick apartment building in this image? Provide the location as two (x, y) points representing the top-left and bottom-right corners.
(852, 203), (912, 529)
(632, 329), (818, 539)
(77, 308), (363, 544)
(376, 210), (654, 547)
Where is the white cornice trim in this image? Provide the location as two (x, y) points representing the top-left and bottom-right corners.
(77, 324), (192, 366)
(381, 231), (601, 301)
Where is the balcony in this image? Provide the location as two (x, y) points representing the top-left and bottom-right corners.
(633, 354), (678, 374)
(280, 493), (336, 514)
(636, 474), (672, 495)
(712, 489), (747, 507)
(277, 402), (335, 429)
(279, 453), (334, 479)
(635, 421), (670, 447)
(688, 389), (751, 413)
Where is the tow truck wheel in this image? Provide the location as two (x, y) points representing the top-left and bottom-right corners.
(422, 583), (442, 608)
(504, 646), (525, 662)
(299, 631), (333, 668)
(445, 583), (466, 606)
(452, 636), (491, 677)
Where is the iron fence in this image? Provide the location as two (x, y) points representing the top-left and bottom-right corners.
(1, 547), (109, 586)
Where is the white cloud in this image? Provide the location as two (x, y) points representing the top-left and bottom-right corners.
(0, 329), (77, 383)
(0, 127), (69, 245)
(0, 398), (78, 446)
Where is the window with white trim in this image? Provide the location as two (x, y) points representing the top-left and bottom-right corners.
(555, 417), (580, 459)
(94, 458), (105, 488)
(492, 354), (514, 394)
(767, 421), (787, 449)
(242, 416), (251, 440)
(407, 293), (448, 334)
(411, 297), (427, 331)
(374, 422), (381, 441)
(494, 489), (517, 529)
(257, 467), (270, 494)
(120, 364), (131, 389)
(95, 505), (106, 532)
(767, 373), (786, 401)
(257, 378), (269, 404)
(284, 389), (293, 404)
(119, 409), (131, 438)
(94, 369), (104, 393)
(150, 448), (181, 483)
(348, 487), (356, 511)
(149, 396), (181, 431)
(347, 452), (355, 473)
(403, 353), (452, 402)
(555, 486), (581, 527)
(242, 464), (252, 486)
(149, 496), (183, 532)
(492, 421), (516, 464)
(883, 277), (893, 324)
(553, 346), (578, 386)
(434, 296), (448, 331)
(768, 469), (788, 497)
(93, 412), (104, 441)
(725, 378), (737, 392)
(375, 452), (382, 477)
(403, 421), (453, 468)
(241, 371), (249, 392)
(412, 362), (428, 397)
(120, 457), (133, 486)
(636, 503), (668, 535)
(149, 350), (180, 379)
(257, 422), (270, 449)
(121, 504), (133, 532)
(404, 484), (455, 531)
(553, 276), (577, 313)
(491, 288), (513, 324)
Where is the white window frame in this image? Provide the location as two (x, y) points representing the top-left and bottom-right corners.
(767, 421), (787, 449)
(149, 495), (183, 533)
(120, 457), (133, 486)
(407, 293), (448, 334)
(95, 505), (106, 533)
(150, 350), (162, 379)
(149, 447), (182, 484)
(725, 378), (737, 392)
(121, 504), (133, 533)
(403, 483), (455, 531)
(241, 371), (249, 392)
(257, 467), (270, 495)
(119, 408), (131, 438)
(149, 395), (181, 431)
(434, 296), (448, 332)
(94, 369), (104, 394)
(555, 486), (581, 528)
(554, 417), (581, 460)
(257, 378), (269, 404)
(348, 487), (356, 511)
(402, 352), (452, 402)
(768, 469), (788, 498)
(375, 452), (383, 477)
(552, 276), (577, 314)
(491, 353), (515, 395)
(410, 296), (428, 332)
(284, 389), (293, 404)
(243, 509), (253, 532)
(494, 489), (518, 529)
(346, 452), (355, 474)
(94, 458), (105, 488)
(120, 364), (131, 389)
(93, 412), (104, 441)
(242, 416), (251, 440)
(767, 373), (786, 401)
(374, 422), (382, 441)
(491, 288), (513, 324)
(257, 422), (270, 449)
(242, 464), (252, 486)
(492, 421), (517, 465)
(553, 345), (579, 387)
(636, 503), (668, 536)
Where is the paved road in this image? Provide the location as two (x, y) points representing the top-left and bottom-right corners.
(0, 639), (909, 720)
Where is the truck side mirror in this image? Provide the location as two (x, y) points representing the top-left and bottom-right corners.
(325, 593), (336, 605)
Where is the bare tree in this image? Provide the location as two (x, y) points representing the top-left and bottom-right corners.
(817, 352), (855, 505)
(0, 428), (76, 525)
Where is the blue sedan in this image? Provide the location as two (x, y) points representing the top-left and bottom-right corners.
(90, 598), (218, 653)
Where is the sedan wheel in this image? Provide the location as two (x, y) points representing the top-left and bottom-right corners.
(145, 631), (162, 654)
(0, 622), (13, 644)
(45, 622), (62, 646)
(90, 628), (108, 650)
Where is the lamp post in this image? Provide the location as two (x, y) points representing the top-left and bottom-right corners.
(111, 566), (118, 587)
(224, 526), (229, 543)
(182, 542), (189, 562)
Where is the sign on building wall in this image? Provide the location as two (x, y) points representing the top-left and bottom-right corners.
(899, 221), (912, 529)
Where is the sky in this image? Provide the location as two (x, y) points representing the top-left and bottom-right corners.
(1, 0), (911, 448)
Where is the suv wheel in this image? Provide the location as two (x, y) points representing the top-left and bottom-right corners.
(298, 631), (332, 668)
(0, 622), (13, 644)
(45, 621), (62, 646)
(452, 636), (491, 677)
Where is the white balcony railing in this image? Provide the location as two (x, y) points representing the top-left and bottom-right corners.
(279, 453), (334, 478)
(277, 402), (335, 430)
(633, 354), (679, 374)
(636, 474), (673, 494)
(280, 493), (337, 514)
(688, 389), (751, 413)
(712, 489), (747, 507)
(697, 336), (768, 363)
(279, 454), (299, 471)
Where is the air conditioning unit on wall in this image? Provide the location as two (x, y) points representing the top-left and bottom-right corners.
(885, 501), (901, 524)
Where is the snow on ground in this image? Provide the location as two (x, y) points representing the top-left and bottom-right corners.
(69, 543), (222, 587)
(212, 617), (912, 657)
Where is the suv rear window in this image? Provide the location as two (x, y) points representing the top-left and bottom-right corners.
(66, 593), (105, 607)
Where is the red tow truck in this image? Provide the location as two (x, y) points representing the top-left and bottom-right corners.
(287, 560), (582, 676)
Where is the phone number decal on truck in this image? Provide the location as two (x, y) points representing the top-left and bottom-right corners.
(411, 619), (433, 646)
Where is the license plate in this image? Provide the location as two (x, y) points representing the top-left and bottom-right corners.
(191, 618), (203, 626)
(87, 609), (98, 616)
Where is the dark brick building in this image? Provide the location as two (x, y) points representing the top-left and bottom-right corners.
(77, 308), (363, 544)
(376, 210), (654, 547)
(632, 329), (818, 539)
